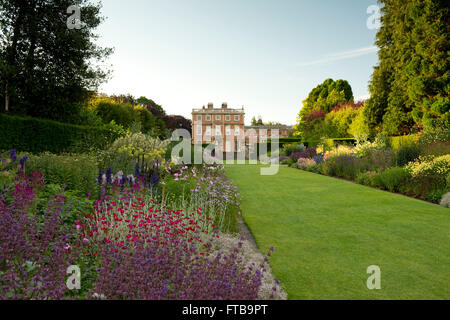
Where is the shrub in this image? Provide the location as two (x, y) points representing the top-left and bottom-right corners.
(353, 133), (389, 158)
(90, 96), (166, 136)
(405, 155), (450, 201)
(355, 171), (378, 187)
(322, 154), (361, 180)
(323, 145), (353, 161)
(290, 148), (317, 161)
(374, 168), (411, 193)
(421, 141), (450, 157)
(390, 134), (419, 150)
(98, 133), (170, 174)
(297, 158), (316, 169)
(394, 144), (421, 167)
(324, 106), (360, 138)
(418, 127), (450, 146)
(281, 143), (305, 157)
(26, 153), (98, 195)
(428, 189), (449, 204)
(0, 113), (124, 154)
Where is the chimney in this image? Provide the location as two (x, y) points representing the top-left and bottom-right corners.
(222, 102), (228, 109)
(207, 103), (213, 109)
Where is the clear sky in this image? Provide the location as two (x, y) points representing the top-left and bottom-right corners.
(95, 0), (380, 125)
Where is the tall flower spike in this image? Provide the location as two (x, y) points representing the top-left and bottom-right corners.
(10, 149), (17, 161)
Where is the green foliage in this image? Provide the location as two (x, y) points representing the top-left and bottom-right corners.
(420, 142), (450, 157)
(26, 153), (98, 195)
(324, 106), (360, 138)
(281, 143), (305, 157)
(36, 184), (93, 226)
(405, 155), (450, 201)
(390, 134), (420, 150)
(0, 0), (113, 122)
(321, 155), (361, 180)
(367, 0), (450, 134)
(296, 79), (354, 142)
(90, 97), (165, 136)
(428, 189), (449, 205)
(353, 133), (390, 158)
(394, 144), (421, 167)
(348, 104), (371, 142)
(98, 133), (170, 173)
(418, 127), (450, 145)
(374, 167), (411, 193)
(355, 171), (378, 187)
(0, 113), (124, 154)
(323, 138), (357, 150)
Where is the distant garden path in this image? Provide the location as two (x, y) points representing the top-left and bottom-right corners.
(225, 165), (450, 300)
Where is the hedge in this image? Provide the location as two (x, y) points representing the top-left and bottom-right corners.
(0, 113), (123, 154)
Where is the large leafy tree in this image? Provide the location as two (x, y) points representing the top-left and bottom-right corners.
(0, 0), (113, 122)
(366, 0), (449, 134)
(296, 78), (353, 142)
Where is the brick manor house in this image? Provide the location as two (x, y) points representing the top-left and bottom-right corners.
(192, 103), (292, 153)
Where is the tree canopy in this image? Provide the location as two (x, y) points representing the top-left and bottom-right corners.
(295, 78), (354, 142)
(366, 0), (450, 134)
(0, 0), (113, 122)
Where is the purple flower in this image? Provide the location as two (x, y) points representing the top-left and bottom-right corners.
(19, 155), (28, 170)
(10, 149), (17, 161)
(98, 169), (103, 184)
(106, 168), (113, 185)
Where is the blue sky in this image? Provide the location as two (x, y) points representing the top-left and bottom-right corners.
(95, 0), (380, 125)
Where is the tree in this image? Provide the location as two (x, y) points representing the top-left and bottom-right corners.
(256, 116), (263, 126)
(136, 96), (152, 106)
(367, 0), (449, 134)
(296, 78), (353, 142)
(0, 0), (113, 122)
(251, 116), (257, 126)
(165, 115), (192, 134)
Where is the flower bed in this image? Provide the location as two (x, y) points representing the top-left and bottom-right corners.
(0, 147), (285, 300)
(287, 134), (450, 204)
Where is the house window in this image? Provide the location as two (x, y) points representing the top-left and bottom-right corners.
(216, 115), (221, 120)
(205, 126), (211, 136)
(226, 126), (231, 135)
(226, 115), (230, 121)
(234, 115), (240, 121)
(197, 115), (202, 121)
(215, 125), (221, 135)
(234, 126), (240, 136)
(196, 125), (202, 136)
(206, 115), (211, 121)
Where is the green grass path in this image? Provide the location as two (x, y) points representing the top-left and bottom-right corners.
(225, 165), (450, 300)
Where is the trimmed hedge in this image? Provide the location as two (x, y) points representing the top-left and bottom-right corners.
(0, 113), (122, 154)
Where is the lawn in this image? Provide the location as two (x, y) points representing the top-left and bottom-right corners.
(225, 164), (450, 300)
